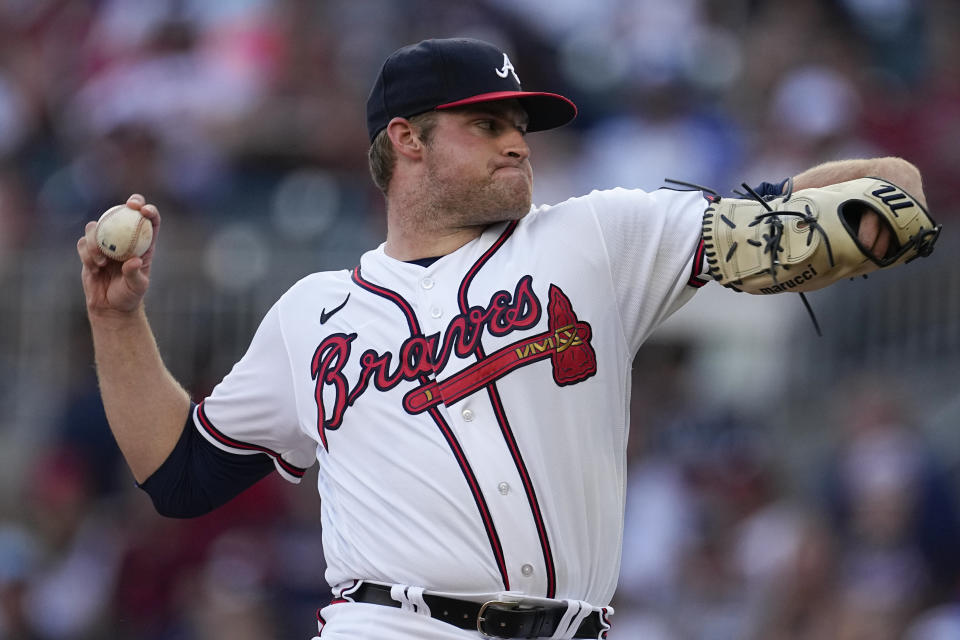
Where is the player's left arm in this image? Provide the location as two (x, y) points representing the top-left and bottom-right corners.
(790, 156), (925, 204)
(701, 156), (940, 294)
(790, 157), (925, 259)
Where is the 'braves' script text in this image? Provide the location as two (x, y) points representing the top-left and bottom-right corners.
(311, 276), (541, 447)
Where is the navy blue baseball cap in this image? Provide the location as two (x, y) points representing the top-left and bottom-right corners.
(366, 38), (577, 142)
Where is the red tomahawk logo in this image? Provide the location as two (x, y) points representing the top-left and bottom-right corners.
(403, 284), (597, 414)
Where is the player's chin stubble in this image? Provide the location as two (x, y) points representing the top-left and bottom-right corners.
(425, 164), (532, 229)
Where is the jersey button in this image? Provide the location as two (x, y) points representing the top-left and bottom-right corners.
(461, 408), (474, 421)
(521, 564), (534, 577)
(430, 306), (442, 319)
(421, 277), (435, 290)
(497, 482), (510, 495)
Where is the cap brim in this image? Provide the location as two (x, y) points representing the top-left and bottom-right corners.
(436, 91), (577, 132)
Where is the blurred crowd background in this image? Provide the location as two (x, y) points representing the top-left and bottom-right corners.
(0, 0), (958, 638)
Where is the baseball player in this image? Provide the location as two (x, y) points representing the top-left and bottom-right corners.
(76, 38), (937, 639)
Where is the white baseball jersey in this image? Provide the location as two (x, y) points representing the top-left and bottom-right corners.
(193, 186), (708, 637)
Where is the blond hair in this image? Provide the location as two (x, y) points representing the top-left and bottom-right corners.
(367, 111), (439, 194)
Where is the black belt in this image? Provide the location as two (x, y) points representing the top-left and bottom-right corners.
(348, 582), (607, 639)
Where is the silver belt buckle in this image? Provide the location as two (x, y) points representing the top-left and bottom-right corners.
(477, 599), (520, 638)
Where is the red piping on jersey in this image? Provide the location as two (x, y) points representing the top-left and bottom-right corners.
(458, 221), (519, 310)
(687, 236), (709, 288)
(601, 607), (611, 637)
(426, 403), (510, 589)
(351, 268), (420, 335)
(195, 401), (307, 478)
(457, 221), (558, 599)
(351, 266), (511, 591)
(330, 579), (360, 604)
(483, 383), (557, 597)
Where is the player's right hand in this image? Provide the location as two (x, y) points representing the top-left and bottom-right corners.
(77, 194), (160, 316)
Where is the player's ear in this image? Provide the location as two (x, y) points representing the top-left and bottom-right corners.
(386, 117), (424, 160)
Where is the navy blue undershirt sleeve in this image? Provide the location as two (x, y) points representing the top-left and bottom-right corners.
(748, 178), (789, 199)
(138, 403), (276, 518)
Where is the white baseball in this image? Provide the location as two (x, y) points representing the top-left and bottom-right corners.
(95, 205), (153, 261)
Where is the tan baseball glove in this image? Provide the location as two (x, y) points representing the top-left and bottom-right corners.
(701, 177), (940, 294)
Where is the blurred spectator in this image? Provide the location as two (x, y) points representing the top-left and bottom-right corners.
(575, 92), (741, 193)
(821, 379), (960, 638)
(0, 165), (32, 277)
(0, 524), (39, 638)
(49, 312), (126, 497)
(833, 0), (929, 85)
(858, 17), (960, 214)
(112, 471), (296, 639)
(904, 603), (960, 640)
(12, 448), (124, 639)
(0, 71), (32, 158)
(181, 530), (278, 640)
(63, 17), (265, 209)
(751, 518), (842, 640)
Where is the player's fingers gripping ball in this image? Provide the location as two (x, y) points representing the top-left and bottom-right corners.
(95, 205), (153, 261)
